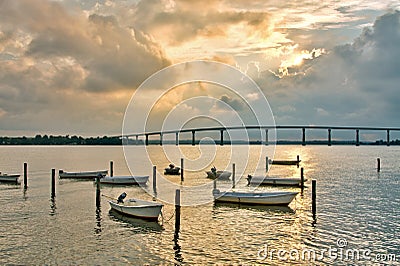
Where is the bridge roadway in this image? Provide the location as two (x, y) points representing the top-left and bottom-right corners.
(120, 125), (400, 146)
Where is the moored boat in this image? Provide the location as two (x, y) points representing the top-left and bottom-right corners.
(164, 164), (180, 175)
(269, 159), (300, 165)
(108, 198), (163, 221)
(206, 167), (231, 180)
(247, 175), (306, 186)
(212, 189), (298, 205)
(0, 173), (21, 183)
(100, 175), (149, 185)
(59, 170), (108, 179)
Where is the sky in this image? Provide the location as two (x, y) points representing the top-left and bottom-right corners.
(0, 0), (400, 139)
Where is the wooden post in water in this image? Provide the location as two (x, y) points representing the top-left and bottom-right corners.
(328, 128), (332, 146)
(145, 134), (149, 146)
(387, 130), (390, 146)
(175, 189), (181, 233)
(265, 129), (269, 146)
(266, 156), (269, 172)
(312, 179), (317, 222)
(175, 132), (179, 146)
(300, 167), (304, 190)
(96, 174), (101, 207)
(51, 168), (56, 198)
(232, 163), (236, 189)
(180, 158), (184, 182)
(23, 162), (28, 189)
(377, 158), (381, 172)
(159, 133), (163, 146)
(152, 166), (157, 195)
(191, 130), (195, 146)
(220, 130), (224, 146)
(302, 128), (306, 146)
(110, 161), (114, 177)
(356, 129), (360, 146)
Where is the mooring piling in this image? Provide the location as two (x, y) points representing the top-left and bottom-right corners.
(51, 168), (56, 198)
(312, 179), (317, 222)
(152, 166), (157, 195)
(266, 156), (269, 172)
(377, 158), (381, 172)
(96, 174), (101, 207)
(175, 189), (181, 232)
(300, 167), (304, 190)
(23, 162), (28, 189)
(109, 161), (114, 177)
(180, 158), (184, 182)
(232, 163), (236, 189)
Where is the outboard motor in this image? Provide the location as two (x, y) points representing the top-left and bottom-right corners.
(246, 175), (252, 186)
(117, 192), (127, 204)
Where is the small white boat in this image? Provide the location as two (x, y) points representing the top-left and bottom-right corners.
(206, 167), (231, 180)
(269, 159), (300, 165)
(247, 175), (306, 187)
(59, 170), (108, 179)
(206, 170), (231, 179)
(0, 173), (20, 183)
(109, 198), (163, 221)
(100, 175), (149, 185)
(213, 189), (298, 205)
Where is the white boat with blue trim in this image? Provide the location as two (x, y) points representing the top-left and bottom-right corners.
(109, 197), (163, 220)
(213, 189), (298, 205)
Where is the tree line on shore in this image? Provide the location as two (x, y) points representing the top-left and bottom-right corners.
(1, 134), (400, 145)
(0, 135), (122, 145)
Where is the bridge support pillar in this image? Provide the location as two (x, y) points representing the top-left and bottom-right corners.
(220, 130), (224, 146)
(356, 129), (360, 146)
(265, 129), (269, 146)
(328, 128), (331, 146)
(192, 130), (195, 146)
(302, 128), (306, 146)
(387, 130), (390, 146)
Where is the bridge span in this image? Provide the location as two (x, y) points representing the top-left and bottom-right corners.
(121, 125), (400, 146)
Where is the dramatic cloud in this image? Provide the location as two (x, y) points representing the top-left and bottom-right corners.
(257, 10), (400, 128)
(0, 0), (399, 136)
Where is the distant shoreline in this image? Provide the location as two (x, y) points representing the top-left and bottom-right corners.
(1, 135), (399, 146)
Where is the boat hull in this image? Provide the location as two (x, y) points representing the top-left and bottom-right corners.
(109, 199), (163, 221)
(59, 170), (108, 179)
(100, 175), (149, 185)
(164, 168), (180, 175)
(206, 171), (231, 180)
(269, 160), (300, 165)
(249, 176), (306, 186)
(213, 190), (298, 205)
(0, 174), (20, 183)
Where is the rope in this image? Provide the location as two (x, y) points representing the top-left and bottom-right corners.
(160, 210), (175, 224)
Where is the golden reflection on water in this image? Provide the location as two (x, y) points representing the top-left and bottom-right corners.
(1, 146), (399, 264)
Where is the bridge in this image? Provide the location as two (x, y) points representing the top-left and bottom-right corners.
(121, 125), (400, 146)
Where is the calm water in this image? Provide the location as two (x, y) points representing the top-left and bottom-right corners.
(0, 145), (399, 265)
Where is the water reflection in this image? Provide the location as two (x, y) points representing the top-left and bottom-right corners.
(49, 197), (57, 216)
(213, 202), (296, 214)
(173, 206), (183, 265)
(108, 209), (163, 233)
(95, 204), (102, 235)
